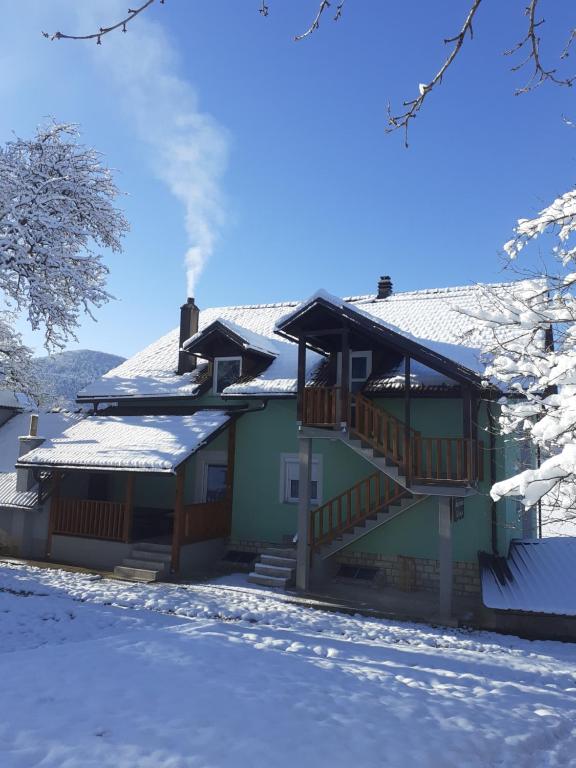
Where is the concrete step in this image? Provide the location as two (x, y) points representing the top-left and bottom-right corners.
(132, 542), (172, 554)
(129, 549), (172, 565)
(122, 557), (168, 572)
(260, 554), (297, 568)
(114, 565), (161, 582)
(261, 547), (296, 559)
(255, 562), (294, 579)
(247, 573), (291, 588)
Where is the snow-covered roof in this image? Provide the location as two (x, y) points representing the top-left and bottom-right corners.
(18, 412), (230, 474)
(184, 318), (279, 359)
(481, 538), (576, 616)
(0, 411), (81, 509)
(79, 281), (529, 401)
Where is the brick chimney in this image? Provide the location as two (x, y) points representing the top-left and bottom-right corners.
(178, 297), (200, 375)
(377, 275), (393, 299)
(16, 414), (44, 492)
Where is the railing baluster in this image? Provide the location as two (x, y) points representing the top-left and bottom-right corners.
(446, 438), (452, 480)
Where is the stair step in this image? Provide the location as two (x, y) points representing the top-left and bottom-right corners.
(132, 542), (172, 554)
(255, 563), (294, 578)
(114, 566), (161, 582)
(122, 557), (168, 572)
(260, 554), (297, 568)
(261, 547), (296, 558)
(247, 573), (291, 588)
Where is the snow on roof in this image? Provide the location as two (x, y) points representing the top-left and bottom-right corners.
(481, 538), (576, 616)
(0, 411), (81, 509)
(184, 317), (279, 358)
(80, 280), (531, 401)
(18, 412), (230, 474)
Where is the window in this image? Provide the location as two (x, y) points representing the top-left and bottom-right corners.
(203, 464), (228, 502)
(280, 454), (322, 505)
(337, 351), (372, 393)
(213, 357), (242, 393)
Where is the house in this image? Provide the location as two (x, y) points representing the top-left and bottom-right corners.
(8, 277), (535, 621)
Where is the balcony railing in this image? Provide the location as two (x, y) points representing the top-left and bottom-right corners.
(181, 500), (232, 544)
(51, 498), (129, 542)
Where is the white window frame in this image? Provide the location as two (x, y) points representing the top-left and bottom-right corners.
(336, 350), (373, 387)
(279, 453), (323, 506)
(213, 356), (242, 394)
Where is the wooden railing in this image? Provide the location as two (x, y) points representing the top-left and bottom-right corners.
(310, 473), (407, 550)
(181, 500), (232, 545)
(302, 386), (484, 486)
(52, 498), (129, 541)
(302, 386), (341, 427)
(412, 437), (483, 484)
(352, 392), (419, 469)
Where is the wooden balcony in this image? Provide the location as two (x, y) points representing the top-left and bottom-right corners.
(301, 386), (483, 487)
(51, 498), (129, 542)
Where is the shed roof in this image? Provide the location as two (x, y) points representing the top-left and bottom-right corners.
(17, 412), (230, 474)
(480, 538), (576, 617)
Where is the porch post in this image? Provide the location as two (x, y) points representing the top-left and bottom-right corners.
(341, 327), (350, 427)
(462, 385), (472, 481)
(171, 465), (186, 573)
(296, 436), (312, 591)
(438, 496), (453, 621)
(123, 473), (134, 543)
(297, 336), (306, 424)
(225, 420), (236, 535)
(404, 355), (411, 484)
(46, 471), (60, 559)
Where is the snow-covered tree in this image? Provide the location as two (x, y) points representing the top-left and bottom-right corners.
(0, 122), (128, 392)
(469, 185), (576, 521)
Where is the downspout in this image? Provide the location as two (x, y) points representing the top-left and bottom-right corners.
(487, 401), (498, 554)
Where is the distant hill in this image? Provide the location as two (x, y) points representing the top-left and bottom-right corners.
(32, 350), (125, 408)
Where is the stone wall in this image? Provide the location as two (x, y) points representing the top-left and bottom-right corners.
(336, 550), (481, 597)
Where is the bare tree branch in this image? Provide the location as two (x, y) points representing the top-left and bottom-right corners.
(386, 0), (484, 148)
(505, 0), (575, 94)
(42, 0), (163, 45)
(294, 0), (345, 42)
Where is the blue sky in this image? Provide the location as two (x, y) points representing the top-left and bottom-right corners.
(1, 1), (575, 357)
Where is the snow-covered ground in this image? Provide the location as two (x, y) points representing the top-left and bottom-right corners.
(1, 564), (575, 768)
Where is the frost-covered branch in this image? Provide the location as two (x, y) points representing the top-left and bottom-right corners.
(0, 122), (129, 354)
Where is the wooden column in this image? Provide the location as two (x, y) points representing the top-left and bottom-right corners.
(171, 465), (186, 573)
(46, 471), (61, 559)
(296, 437), (312, 591)
(297, 336), (307, 424)
(123, 473), (134, 543)
(438, 496), (453, 621)
(225, 420), (236, 535)
(341, 327), (350, 427)
(462, 385), (472, 481)
(404, 355), (412, 485)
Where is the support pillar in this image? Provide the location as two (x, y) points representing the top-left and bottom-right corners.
(296, 437), (312, 591)
(438, 496), (453, 621)
(171, 466), (186, 573)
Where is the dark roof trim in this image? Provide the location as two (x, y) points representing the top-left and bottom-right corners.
(275, 295), (483, 388)
(183, 320), (276, 361)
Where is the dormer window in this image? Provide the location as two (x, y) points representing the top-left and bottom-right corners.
(213, 357), (242, 394)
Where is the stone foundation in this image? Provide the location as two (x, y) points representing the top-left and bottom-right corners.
(335, 551), (481, 597)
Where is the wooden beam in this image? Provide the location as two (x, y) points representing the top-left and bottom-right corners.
(46, 471), (60, 559)
(123, 473), (134, 543)
(404, 356), (412, 485)
(341, 328), (350, 426)
(171, 465), (186, 573)
(297, 336), (306, 423)
(224, 420), (236, 537)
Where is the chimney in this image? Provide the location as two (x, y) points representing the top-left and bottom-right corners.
(377, 275), (393, 299)
(178, 297), (200, 375)
(16, 414), (45, 492)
